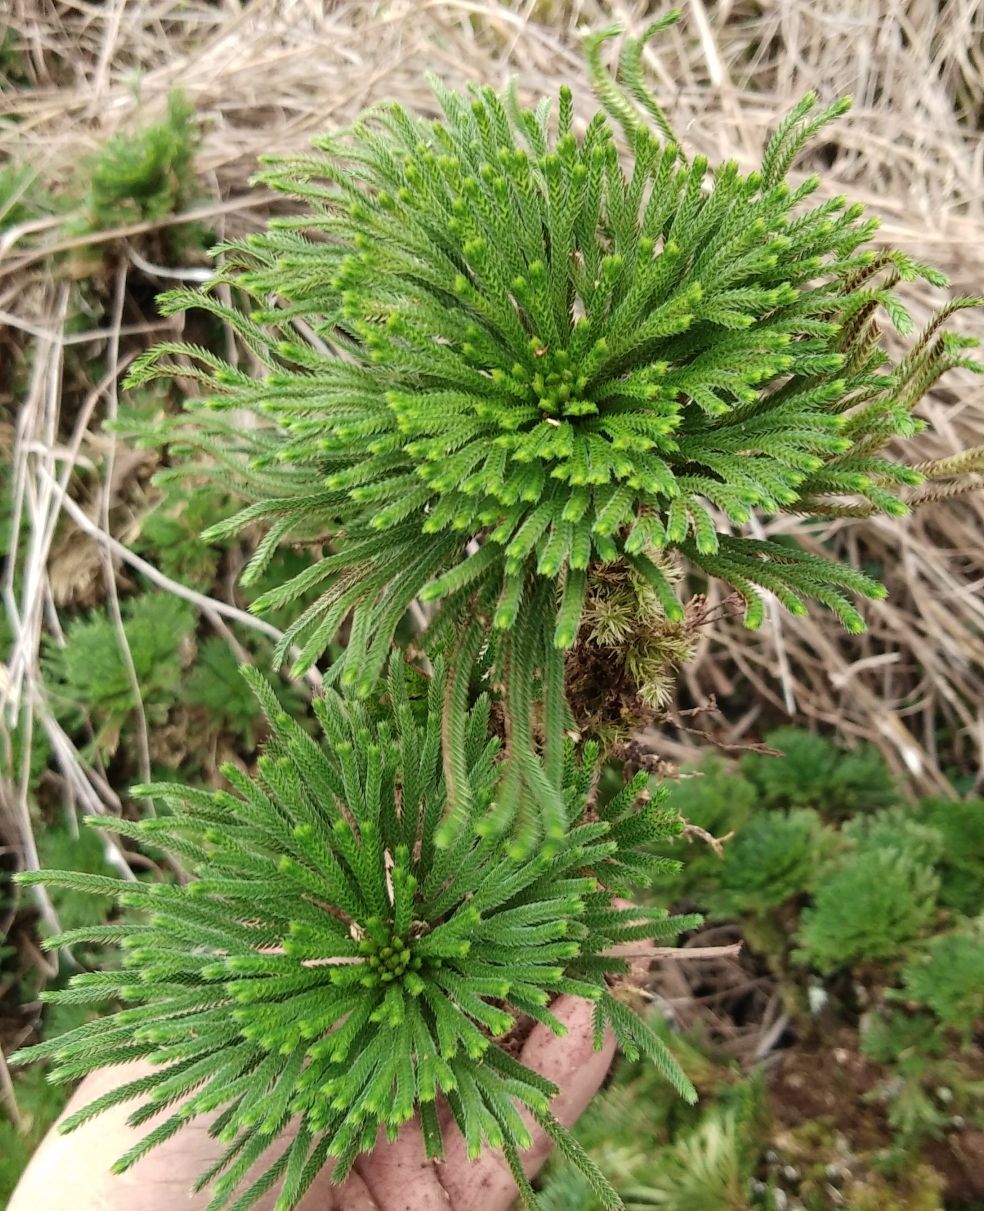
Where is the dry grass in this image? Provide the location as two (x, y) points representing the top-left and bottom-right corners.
(2, 0), (983, 896)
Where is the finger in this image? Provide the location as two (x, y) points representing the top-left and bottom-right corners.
(7, 1061), (363, 1211)
(353, 1121), (452, 1211)
(8, 1062), (234, 1211)
(318, 1169), (381, 1211)
(435, 995), (617, 1210)
(518, 995), (618, 1169)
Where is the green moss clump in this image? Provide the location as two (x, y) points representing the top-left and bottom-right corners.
(898, 927), (984, 1037)
(710, 808), (829, 917)
(740, 726), (897, 818)
(795, 849), (939, 973)
(84, 91), (198, 230)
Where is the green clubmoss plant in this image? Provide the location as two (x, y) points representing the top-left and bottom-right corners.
(895, 927), (984, 1038)
(709, 807), (828, 918)
(84, 90), (198, 230)
(42, 593), (195, 759)
(794, 848), (939, 973)
(842, 805), (945, 869)
(913, 797), (984, 914)
(124, 16), (980, 840)
(739, 726), (898, 818)
(14, 659), (698, 1211)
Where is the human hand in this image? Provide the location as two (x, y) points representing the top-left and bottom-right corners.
(9, 989), (617, 1211)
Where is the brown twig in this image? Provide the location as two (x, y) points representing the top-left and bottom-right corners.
(626, 942), (744, 961)
(0, 1047), (23, 1132)
(681, 822), (735, 860)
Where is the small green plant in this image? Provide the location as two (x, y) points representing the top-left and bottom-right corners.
(14, 660), (698, 1211)
(42, 593), (195, 757)
(133, 481), (236, 589)
(860, 1002), (982, 1147)
(650, 756), (758, 897)
(537, 734), (983, 1206)
(83, 90), (198, 230)
(617, 1107), (754, 1210)
(740, 726), (897, 818)
(896, 926), (984, 1037)
(182, 637), (264, 749)
(538, 1053), (766, 1211)
(709, 808), (827, 917)
(914, 796), (984, 914)
(861, 1005), (942, 1069)
(795, 849), (939, 972)
(670, 755), (759, 840)
(653, 732), (897, 904)
(842, 804), (945, 867)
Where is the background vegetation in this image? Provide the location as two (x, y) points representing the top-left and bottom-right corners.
(2, 1), (982, 1207)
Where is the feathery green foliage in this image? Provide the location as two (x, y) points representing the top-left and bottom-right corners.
(651, 731), (891, 901)
(536, 1043), (766, 1211)
(617, 1107), (755, 1210)
(534, 733), (983, 1207)
(83, 90), (198, 230)
(126, 18), (979, 723)
(795, 849), (939, 972)
(13, 660), (698, 1211)
(656, 756), (758, 893)
(861, 964), (984, 1150)
(133, 480), (236, 589)
(913, 796), (984, 914)
(42, 593), (196, 758)
(739, 726), (898, 818)
(896, 927), (984, 1037)
(842, 804), (945, 868)
(182, 637), (264, 748)
(15, 16), (984, 1208)
(709, 808), (828, 917)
